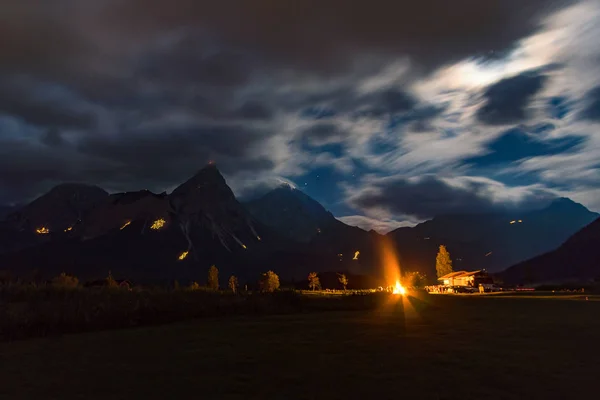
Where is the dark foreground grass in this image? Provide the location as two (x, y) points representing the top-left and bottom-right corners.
(1, 294), (599, 400)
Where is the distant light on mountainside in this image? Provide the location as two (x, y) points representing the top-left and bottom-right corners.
(150, 218), (166, 230)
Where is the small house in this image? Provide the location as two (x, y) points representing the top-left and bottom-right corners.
(438, 270), (493, 287)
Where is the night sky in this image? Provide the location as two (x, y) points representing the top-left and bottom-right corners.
(1, 0), (599, 232)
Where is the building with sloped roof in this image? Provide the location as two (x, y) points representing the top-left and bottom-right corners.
(438, 270), (493, 287)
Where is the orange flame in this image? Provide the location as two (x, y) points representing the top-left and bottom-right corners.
(120, 221), (131, 230)
(35, 227), (50, 235)
(392, 281), (406, 295)
(178, 251), (189, 261)
(353, 250), (360, 260)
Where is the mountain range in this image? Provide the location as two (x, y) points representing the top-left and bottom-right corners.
(0, 164), (598, 285)
(501, 217), (600, 285)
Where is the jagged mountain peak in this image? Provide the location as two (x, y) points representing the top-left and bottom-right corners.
(171, 164), (227, 195)
(170, 164), (237, 208)
(545, 197), (588, 212)
(244, 187), (339, 243)
(167, 164), (258, 251)
(46, 182), (107, 195)
(5, 183), (109, 231)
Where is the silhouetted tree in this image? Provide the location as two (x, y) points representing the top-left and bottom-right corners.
(208, 265), (219, 290)
(338, 273), (349, 291)
(436, 245), (453, 278)
(260, 270), (280, 292)
(308, 272), (321, 291)
(228, 275), (239, 294)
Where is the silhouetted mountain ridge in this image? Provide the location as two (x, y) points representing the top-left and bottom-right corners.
(501, 216), (600, 284)
(244, 184), (339, 243)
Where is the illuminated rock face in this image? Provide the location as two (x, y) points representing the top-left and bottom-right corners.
(83, 191), (170, 238)
(150, 218), (166, 230)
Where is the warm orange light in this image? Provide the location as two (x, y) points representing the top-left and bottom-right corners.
(392, 281), (406, 295)
(379, 236), (402, 288)
(64, 226), (73, 232)
(242, 244), (247, 249)
(353, 250), (360, 260)
(36, 227), (50, 234)
(120, 221), (131, 230)
(150, 218), (166, 230)
(178, 251), (189, 260)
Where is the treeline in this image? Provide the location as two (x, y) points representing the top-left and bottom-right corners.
(0, 271), (392, 342)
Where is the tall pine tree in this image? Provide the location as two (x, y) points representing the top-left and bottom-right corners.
(436, 245), (453, 278)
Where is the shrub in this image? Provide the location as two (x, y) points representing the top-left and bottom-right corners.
(51, 273), (79, 289)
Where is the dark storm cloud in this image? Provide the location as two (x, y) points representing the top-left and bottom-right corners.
(139, 40), (256, 88)
(0, 0), (576, 206)
(349, 175), (556, 219)
(301, 123), (341, 144)
(0, 79), (95, 129)
(477, 71), (548, 125)
(387, 105), (446, 132)
(106, 0), (572, 74)
(0, 137), (117, 204)
(580, 86), (600, 121)
(78, 125), (269, 163)
(0, 2), (91, 78)
(466, 128), (585, 167)
(40, 129), (65, 147)
(295, 88), (421, 120)
(353, 89), (417, 117)
(234, 101), (273, 120)
(0, 119), (274, 204)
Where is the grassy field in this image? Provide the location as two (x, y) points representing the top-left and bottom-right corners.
(1, 293), (598, 399)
